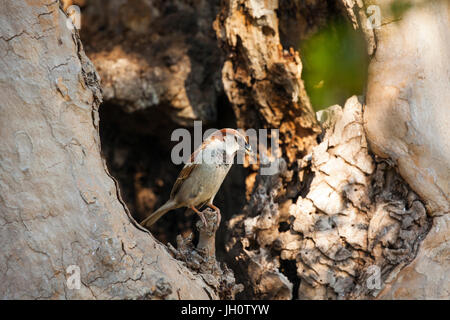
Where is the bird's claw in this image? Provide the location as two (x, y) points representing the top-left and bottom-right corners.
(199, 211), (208, 227)
(216, 209), (221, 226)
(206, 204), (221, 226)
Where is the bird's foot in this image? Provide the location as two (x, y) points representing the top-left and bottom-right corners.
(191, 205), (208, 226)
(198, 211), (208, 226)
(207, 204), (221, 226)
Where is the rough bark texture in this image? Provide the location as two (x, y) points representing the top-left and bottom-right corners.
(214, 0), (322, 164)
(362, 0), (450, 299)
(212, 0), (321, 299)
(168, 208), (244, 300)
(364, 0), (449, 215)
(337, 0), (376, 55)
(0, 0), (218, 299)
(79, 0), (223, 129)
(215, 0), (447, 300)
(377, 214), (449, 299)
(225, 96), (430, 299)
(1, 0), (448, 300)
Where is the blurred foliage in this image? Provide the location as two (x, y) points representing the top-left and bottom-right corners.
(300, 17), (368, 111)
(390, 0), (413, 20)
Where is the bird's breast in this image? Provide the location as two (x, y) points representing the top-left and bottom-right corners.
(175, 163), (232, 206)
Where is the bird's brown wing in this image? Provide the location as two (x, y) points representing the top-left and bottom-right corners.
(170, 163), (198, 199)
(170, 141), (208, 199)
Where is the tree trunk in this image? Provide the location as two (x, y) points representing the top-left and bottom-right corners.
(362, 0), (450, 299)
(214, 0), (448, 299)
(0, 0), (216, 299)
(1, 0), (448, 300)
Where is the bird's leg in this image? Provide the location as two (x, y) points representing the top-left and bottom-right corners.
(190, 205), (208, 226)
(206, 203), (221, 226)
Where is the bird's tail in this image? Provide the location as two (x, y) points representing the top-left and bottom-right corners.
(140, 200), (176, 227)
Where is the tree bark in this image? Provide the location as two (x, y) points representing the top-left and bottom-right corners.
(362, 0), (450, 299)
(0, 0), (216, 299)
(1, 0), (448, 300)
(78, 0), (223, 129)
(214, 0), (448, 299)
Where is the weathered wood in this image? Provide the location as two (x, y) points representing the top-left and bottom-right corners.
(0, 0), (216, 299)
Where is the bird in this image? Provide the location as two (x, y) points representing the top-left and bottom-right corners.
(140, 128), (252, 228)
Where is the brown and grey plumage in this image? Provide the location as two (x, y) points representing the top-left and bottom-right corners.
(140, 128), (251, 227)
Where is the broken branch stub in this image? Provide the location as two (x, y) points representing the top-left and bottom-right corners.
(169, 208), (244, 299)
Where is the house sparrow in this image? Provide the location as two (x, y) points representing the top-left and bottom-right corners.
(140, 128), (252, 228)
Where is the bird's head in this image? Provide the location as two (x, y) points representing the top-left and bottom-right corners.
(214, 128), (253, 156)
(194, 128), (253, 165)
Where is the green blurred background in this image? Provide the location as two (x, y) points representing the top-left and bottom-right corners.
(300, 16), (368, 111)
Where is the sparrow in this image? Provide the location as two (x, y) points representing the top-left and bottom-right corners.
(140, 128), (252, 228)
